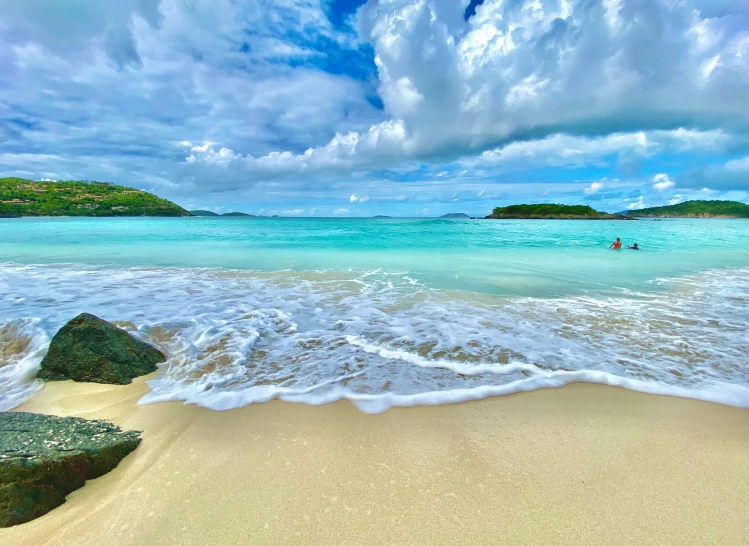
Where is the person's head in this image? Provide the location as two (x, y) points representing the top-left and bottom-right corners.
(616, 238), (620, 242)
(633, 243), (638, 247)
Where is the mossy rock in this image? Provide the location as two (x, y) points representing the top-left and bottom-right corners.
(38, 313), (165, 385)
(0, 412), (141, 527)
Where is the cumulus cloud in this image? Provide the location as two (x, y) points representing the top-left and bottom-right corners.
(1, 0), (747, 214)
(333, 208), (349, 214)
(0, 0), (163, 68)
(677, 156), (749, 190)
(179, 0), (749, 184)
(466, 129), (736, 171)
(0, 0), (382, 193)
(584, 181), (604, 195)
(668, 194), (683, 205)
(626, 196), (646, 210)
(652, 174), (675, 191)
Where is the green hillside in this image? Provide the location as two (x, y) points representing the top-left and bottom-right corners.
(190, 210), (219, 216)
(221, 212), (255, 217)
(0, 177), (189, 217)
(487, 203), (625, 219)
(625, 200), (749, 218)
(440, 213), (470, 219)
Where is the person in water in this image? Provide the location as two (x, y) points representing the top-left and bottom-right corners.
(627, 243), (640, 250)
(609, 237), (622, 250)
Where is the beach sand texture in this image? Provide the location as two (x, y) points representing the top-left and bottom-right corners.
(2, 378), (747, 546)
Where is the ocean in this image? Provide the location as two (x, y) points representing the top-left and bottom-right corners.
(1, 216), (747, 412)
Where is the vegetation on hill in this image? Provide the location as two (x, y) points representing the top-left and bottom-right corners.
(440, 213), (470, 218)
(625, 200), (749, 218)
(0, 177), (189, 217)
(190, 210), (257, 217)
(487, 203), (625, 219)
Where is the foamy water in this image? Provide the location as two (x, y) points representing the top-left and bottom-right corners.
(1, 259), (747, 413)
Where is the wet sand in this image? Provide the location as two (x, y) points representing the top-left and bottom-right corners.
(2, 378), (748, 545)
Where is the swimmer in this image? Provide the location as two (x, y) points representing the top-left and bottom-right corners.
(627, 243), (640, 250)
(609, 238), (622, 250)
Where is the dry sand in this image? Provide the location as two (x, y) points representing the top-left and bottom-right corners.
(1, 377), (747, 546)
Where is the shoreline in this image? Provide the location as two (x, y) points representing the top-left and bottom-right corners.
(3, 378), (747, 545)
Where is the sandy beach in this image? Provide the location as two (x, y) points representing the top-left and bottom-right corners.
(2, 378), (747, 546)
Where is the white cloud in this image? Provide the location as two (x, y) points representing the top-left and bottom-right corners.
(1, 0), (747, 212)
(252, 38), (319, 59)
(584, 181), (605, 195)
(0, 0), (162, 67)
(349, 194), (371, 203)
(626, 196), (646, 210)
(467, 129), (735, 172)
(333, 208), (349, 215)
(652, 174), (675, 191)
(0, 0), (382, 193)
(678, 156), (749, 190)
(668, 195), (683, 205)
(178, 0), (748, 185)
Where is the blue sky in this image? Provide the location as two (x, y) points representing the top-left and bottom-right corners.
(0, 0), (747, 216)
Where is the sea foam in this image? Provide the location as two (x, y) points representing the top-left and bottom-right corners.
(1, 263), (747, 413)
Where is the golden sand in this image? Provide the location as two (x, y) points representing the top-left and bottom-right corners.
(1, 377), (747, 545)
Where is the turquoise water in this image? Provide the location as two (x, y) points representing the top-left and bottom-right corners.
(1, 217), (747, 412)
(1, 217), (746, 296)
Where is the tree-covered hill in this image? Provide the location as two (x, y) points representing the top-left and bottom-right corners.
(190, 211), (257, 217)
(0, 177), (189, 217)
(625, 200), (749, 218)
(487, 203), (626, 219)
(440, 213), (470, 218)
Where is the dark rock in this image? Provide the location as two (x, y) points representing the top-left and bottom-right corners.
(38, 313), (165, 385)
(0, 412), (141, 527)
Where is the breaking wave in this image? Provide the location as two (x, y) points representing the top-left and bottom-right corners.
(1, 263), (747, 413)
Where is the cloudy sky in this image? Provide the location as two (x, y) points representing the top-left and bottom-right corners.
(1, 0), (747, 216)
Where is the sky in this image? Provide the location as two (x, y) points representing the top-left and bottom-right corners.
(0, 0), (747, 217)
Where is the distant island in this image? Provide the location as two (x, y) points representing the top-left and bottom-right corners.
(625, 200), (748, 218)
(440, 213), (470, 219)
(0, 177), (189, 217)
(486, 204), (630, 219)
(373, 215), (393, 219)
(190, 210), (257, 217)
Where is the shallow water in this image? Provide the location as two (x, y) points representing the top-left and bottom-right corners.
(1, 217), (747, 412)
